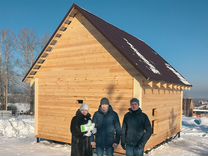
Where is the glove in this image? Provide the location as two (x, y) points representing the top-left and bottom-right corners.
(121, 143), (126, 150)
(84, 130), (92, 137)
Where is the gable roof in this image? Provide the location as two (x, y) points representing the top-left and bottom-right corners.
(23, 4), (191, 87)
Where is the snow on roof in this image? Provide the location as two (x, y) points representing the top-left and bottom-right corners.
(165, 63), (191, 85)
(124, 38), (161, 75)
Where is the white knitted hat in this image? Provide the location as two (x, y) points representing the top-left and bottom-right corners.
(80, 104), (89, 111)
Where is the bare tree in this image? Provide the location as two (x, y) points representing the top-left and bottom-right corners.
(0, 29), (49, 112)
(0, 30), (16, 110)
(0, 36), (3, 108)
(17, 29), (39, 113)
(18, 29), (38, 69)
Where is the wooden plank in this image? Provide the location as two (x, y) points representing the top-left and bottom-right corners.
(39, 83), (132, 89)
(133, 78), (141, 103)
(38, 96), (131, 103)
(142, 100), (181, 107)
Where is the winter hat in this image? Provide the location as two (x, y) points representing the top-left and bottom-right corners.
(80, 104), (89, 111)
(130, 98), (140, 105)
(100, 97), (110, 105)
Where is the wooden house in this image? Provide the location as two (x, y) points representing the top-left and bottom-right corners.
(23, 4), (192, 153)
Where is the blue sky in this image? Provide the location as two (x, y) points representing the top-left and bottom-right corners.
(0, 0), (208, 98)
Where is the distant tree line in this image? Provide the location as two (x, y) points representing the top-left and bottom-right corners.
(0, 29), (49, 113)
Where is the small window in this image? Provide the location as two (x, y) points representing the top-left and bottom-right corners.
(77, 100), (83, 104)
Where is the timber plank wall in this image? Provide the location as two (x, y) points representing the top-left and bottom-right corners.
(142, 88), (182, 150)
(35, 13), (134, 151)
(34, 12), (183, 154)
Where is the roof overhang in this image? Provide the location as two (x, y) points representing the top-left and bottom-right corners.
(142, 80), (192, 91)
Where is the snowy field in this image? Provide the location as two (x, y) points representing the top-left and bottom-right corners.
(0, 115), (208, 156)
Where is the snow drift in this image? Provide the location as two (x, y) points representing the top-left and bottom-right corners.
(182, 116), (208, 135)
(0, 116), (34, 138)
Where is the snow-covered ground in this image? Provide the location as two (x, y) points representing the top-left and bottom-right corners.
(0, 115), (34, 137)
(0, 115), (71, 156)
(147, 116), (208, 156)
(0, 137), (71, 156)
(0, 115), (207, 156)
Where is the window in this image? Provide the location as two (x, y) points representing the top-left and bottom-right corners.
(77, 100), (83, 104)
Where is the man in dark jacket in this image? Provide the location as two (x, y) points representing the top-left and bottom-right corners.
(70, 104), (95, 156)
(92, 97), (121, 156)
(121, 98), (152, 156)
